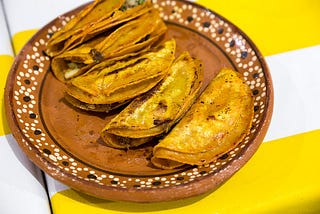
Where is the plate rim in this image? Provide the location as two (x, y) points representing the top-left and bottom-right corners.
(4, 0), (274, 202)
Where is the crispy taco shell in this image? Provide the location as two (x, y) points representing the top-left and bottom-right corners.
(101, 51), (204, 148)
(51, 9), (167, 82)
(46, 0), (152, 57)
(151, 68), (254, 169)
(64, 93), (130, 112)
(64, 39), (176, 110)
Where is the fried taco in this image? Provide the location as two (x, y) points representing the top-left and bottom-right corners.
(51, 8), (167, 82)
(151, 68), (255, 169)
(101, 51), (204, 148)
(64, 39), (176, 112)
(46, 0), (152, 57)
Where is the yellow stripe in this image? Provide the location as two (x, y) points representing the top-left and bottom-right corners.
(1, 30), (38, 136)
(8, 3), (320, 211)
(2, 30), (38, 136)
(196, 0), (320, 56)
(50, 130), (320, 213)
(12, 29), (38, 54)
(0, 55), (14, 136)
(12, 0), (320, 57)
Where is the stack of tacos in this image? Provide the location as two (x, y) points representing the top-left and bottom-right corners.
(47, 0), (254, 170)
(46, 0), (154, 57)
(47, 0), (166, 82)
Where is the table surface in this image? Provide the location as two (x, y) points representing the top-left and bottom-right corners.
(1, 0), (320, 213)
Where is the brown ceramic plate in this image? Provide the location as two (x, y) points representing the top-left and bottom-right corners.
(5, 0), (273, 202)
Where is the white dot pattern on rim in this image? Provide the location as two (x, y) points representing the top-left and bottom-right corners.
(9, 0), (269, 191)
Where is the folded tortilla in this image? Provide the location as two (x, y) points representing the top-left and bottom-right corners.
(151, 68), (254, 169)
(46, 0), (152, 57)
(51, 8), (167, 82)
(101, 51), (204, 148)
(64, 39), (176, 112)
(64, 93), (130, 112)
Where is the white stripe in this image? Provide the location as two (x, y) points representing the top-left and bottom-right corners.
(0, 135), (51, 213)
(45, 173), (69, 198)
(0, 3), (13, 55)
(2, 0), (89, 35)
(3, 0), (195, 36)
(264, 45), (320, 142)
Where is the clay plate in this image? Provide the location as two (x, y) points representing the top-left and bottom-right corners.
(5, 0), (273, 202)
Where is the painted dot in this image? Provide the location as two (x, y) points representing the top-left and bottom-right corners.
(49, 155), (57, 162)
(252, 89), (259, 95)
(33, 65), (39, 70)
(87, 174), (97, 179)
(62, 161), (69, 166)
(254, 106), (260, 112)
(217, 28), (224, 34)
(24, 79), (31, 85)
(111, 180), (118, 185)
(23, 96), (31, 102)
(187, 16), (193, 22)
(176, 177), (184, 181)
(241, 51), (248, 59)
(43, 149), (51, 155)
(202, 21), (211, 28)
(29, 113), (37, 119)
(152, 181), (161, 186)
(253, 73), (259, 78)
(218, 153), (229, 160)
(34, 130), (42, 135)
(229, 39), (235, 47)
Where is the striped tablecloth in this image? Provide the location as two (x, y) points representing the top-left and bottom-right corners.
(1, 0), (319, 213)
(0, 3), (51, 214)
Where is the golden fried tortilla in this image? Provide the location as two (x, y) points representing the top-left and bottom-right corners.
(151, 68), (254, 169)
(51, 8), (167, 82)
(64, 93), (130, 112)
(101, 51), (204, 148)
(46, 0), (152, 57)
(64, 39), (176, 111)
